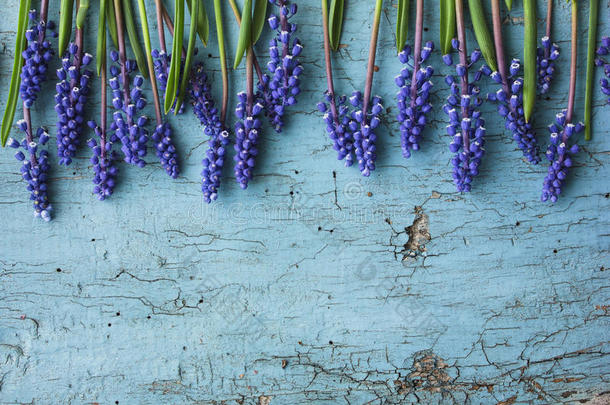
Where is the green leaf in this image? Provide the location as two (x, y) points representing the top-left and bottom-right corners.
(505, 0), (513, 10)
(175, 0), (199, 113)
(523, 0), (536, 122)
(252, 0), (268, 45)
(76, 0), (89, 29)
(440, 0), (456, 55)
(1, 0), (31, 147)
(187, 0), (210, 46)
(328, 0), (345, 51)
(233, 0), (252, 69)
(165, 0), (185, 113)
(584, 0), (599, 141)
(106, 0), (119, 48)
(468, 0), (497, 72)
(122, 0), (148, 78)
(97, 0), (107, 75)
(58, 0), (74, 56)
(214, 0), (229, 122)
(396, 0), (410, 54)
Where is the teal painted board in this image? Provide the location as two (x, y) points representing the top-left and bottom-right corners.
(0, 0), (609, 404)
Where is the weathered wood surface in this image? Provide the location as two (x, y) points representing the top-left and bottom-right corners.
(0, 1), (609, 404)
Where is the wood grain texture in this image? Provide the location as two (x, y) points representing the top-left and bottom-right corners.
(0, 1), (609, 403)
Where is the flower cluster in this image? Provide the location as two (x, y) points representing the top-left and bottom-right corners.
(264, 0), (304, 132)
(86, 121), (119, 200)
(541, 111), (582, 203)
(55, 43), (93, 165)
(20, 10), (56, 108)
(152, 49), (184, 114)
(317, 94), (356, 167)
(190, 64), (229, 202)
(151, 122), (180, 178)
(595, 36), (610, 105)
(234, 92), (264, 189)
(8, 121), (52, 221)
(109, 51), (148, 167)
(395, 42), (434, 158)
(443, 41), (489, 192)
(488, 59), (540, 164)
(536, 36), (560, 94)
(350, 91), (383, 177)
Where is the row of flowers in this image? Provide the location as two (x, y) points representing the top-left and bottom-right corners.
(1, 0), (609, 222)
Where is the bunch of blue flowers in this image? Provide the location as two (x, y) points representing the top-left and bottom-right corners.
(264, 0), (304, 132)
(395, 42), (434, 159)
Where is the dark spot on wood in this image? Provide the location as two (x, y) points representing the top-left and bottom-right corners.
(289, 191), (294, 196)
(553, 249), (558, 254)
(317, 226), (322, 231)
(183, 346), (187, 351)
(208, 54), (212, 58)
(374, 65), (379, 72)
(91, 238), (95, 241)
(108, 323), (112, 327)
(281, 359), (287, 368)
(424, 27), (429, 32)
(147, 315), (151, 319)
(56, 268), (61, 272)
(516, 221), (520, 226)
(116, 312), (120, 316)
(198, 299), (203, 304)
(328, 340), (333, 345)
(367, 192), (373, 197)
(294, 170), (299, 174)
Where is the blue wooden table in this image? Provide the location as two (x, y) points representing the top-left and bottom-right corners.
(0, 1), (608, 403)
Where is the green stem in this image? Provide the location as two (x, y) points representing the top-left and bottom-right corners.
(58, 0), (75, 56)
(584, 0), (599, 140)
(175, 0), (198, 113)
(122, 0), (148, 78)
(214, 0), (229, 123)
(566, 0), (577, 124)
(76, 0), (89, 29)
(1, 0), (31, 147)
(523, 0), (536, 123)
(137, 0), (163, 124)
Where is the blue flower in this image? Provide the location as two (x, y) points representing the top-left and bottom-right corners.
(536, 36), (560, 94)
(263, 0), (303, 132)
(8, 121), (52, 221)
(234, 92), (264, 189)
(488, 59), (540, 164)
(350, 91), (384, 177)
(20, 10), (56, 108)
(318, 94), (356, 167)
(151, 122), (180, 179)
(190, 64), (229, 202)
(395, 41), (435, 158)
(109, 51), (149, 167)
(152, 49), (185, 114)
(443, 40), (489, 192)
(541, 111), (582, 203)
(595, 36), (610, 105)
(86, 121), (119, 200)
(55, 43), (93, 165)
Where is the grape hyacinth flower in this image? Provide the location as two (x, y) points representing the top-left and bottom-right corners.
(55, 42), (93, 165)
(537, 0), (559, 94)
(541, 112), (582, 202)
(190, 64), (230, 202)
(317, 94), (356, 166)
(87, 122), (119, 200)
(395, 41), (435, 159)
(536, 37), (560, 94)
(443, 34), (490, 191)
(350, 91), (384, 177)
(488, 60), (540, 163)
(489, 0), (540, 164)
(264, 0), (304, 132)
(151, 121), (179, 178)
(7, 121), (52, 221)
(20, 9), (56, 109)
(541, 0), (582, 203)
(109, 51), (149, 167)
(234, 91), (264, 189)
(595, 36), (610, 104)
(152, 49), (185, 114)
